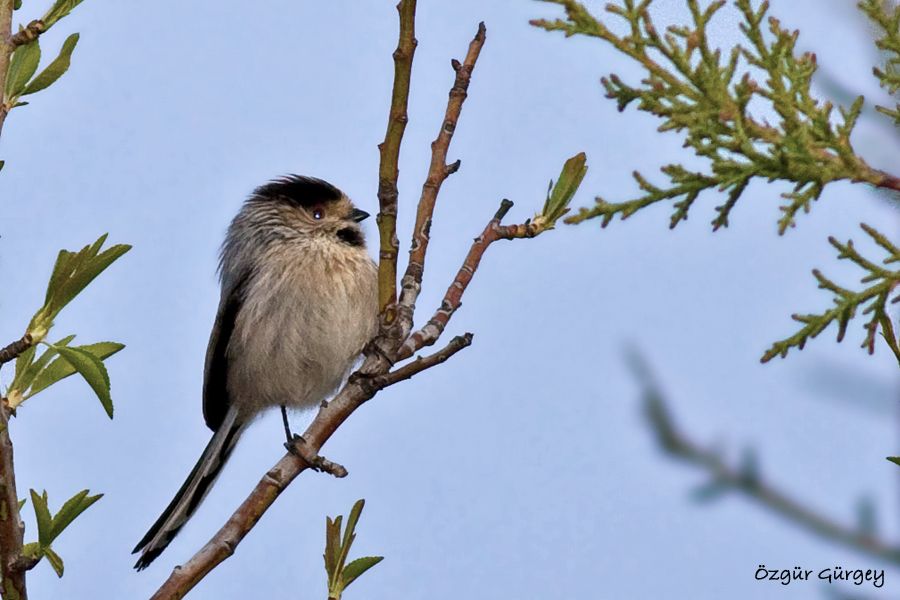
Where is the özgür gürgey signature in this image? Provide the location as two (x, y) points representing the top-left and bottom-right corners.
(755, 564), (885, 588)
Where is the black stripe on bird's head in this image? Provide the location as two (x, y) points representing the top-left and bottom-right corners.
(252, 175), (344, 209)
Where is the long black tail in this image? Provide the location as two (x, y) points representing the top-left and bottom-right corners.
(132, 407), (243, 570)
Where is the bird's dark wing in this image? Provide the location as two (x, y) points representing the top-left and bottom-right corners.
(202, 273), (249, 431)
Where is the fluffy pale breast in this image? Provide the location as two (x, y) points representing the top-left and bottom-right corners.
(226, 239), (378, 419)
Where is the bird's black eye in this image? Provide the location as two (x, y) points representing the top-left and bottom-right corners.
(312, 208), (323, 220)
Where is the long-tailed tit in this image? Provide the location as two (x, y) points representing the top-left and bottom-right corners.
(133, 176), (378, 570)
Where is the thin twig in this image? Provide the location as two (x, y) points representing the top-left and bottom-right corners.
(0, 334), (32, 367)
(148, 335), (472, 600)
(631, 352), (900, 565)
(285, 436), (348, 478)
(397, 22), (486, 327)
(368, 333), (473, 391)
(376, 0), (417, 320)
(399, 200), (540, 360)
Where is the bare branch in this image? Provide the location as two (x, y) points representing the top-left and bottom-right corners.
(399, 200), (541, 360)
(376, 0), (417, 319)
(149, 7), (572, 596)
(149, 335), (472, 599)
(397, 22), (486, 328)
(369, 333), (473, 390)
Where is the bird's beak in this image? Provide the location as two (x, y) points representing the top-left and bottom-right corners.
(350, 208), (370, 223)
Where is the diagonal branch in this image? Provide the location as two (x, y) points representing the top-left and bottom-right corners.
(397, 22), (486, 329)
(376, 0), (417, 320)
(399, 199), (541, 360)
(148, 335), (473, 600)
(149, 6), (583, 596)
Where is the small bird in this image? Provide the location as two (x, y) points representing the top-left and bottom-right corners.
(133, 176), (378, 570)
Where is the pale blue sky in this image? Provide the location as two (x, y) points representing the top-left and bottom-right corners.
(1, 1), (899, 598)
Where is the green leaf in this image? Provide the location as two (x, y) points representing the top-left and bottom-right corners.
(4, 39), (40, 99)
(53, 345), (113, 418)
(50, 489), (101, 541)
(335, 499), (364, 579)
(341, 499), (364, 560)
(27, 341), (123, 399)
(33, 235), (131, 332)
(43, 249), (76, 307)
(340, 556), (383, 590)
(54, 243), (130, 318)
(18, 498), (26, 511)
(888, 457), (900, 467)
(29, 490), (52, 548)
(43, 547), (64, 577)
(22, 33), (79, 96)
(12, 344), (37, 391)
(541, 152), (588, 226)
(324, 515), (342, 582)
(15, 334), (75, 396)
(42, 0), (84, 28)
(13, 0), (22, 10)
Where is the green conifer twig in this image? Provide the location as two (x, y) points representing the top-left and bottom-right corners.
(531, 0), (900, 233)
(762, 223), (900, 364)
(859, 0), (900, 124)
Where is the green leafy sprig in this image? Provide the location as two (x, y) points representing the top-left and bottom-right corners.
(4, 234), (129, 415)
(531, 0), (894, 233)
(534, 151), (588, 230)
(2, 0), (85, 145)
(324, 500), (383, 600)
(762, 223), (900, 364)
(21, 489), (101, 577)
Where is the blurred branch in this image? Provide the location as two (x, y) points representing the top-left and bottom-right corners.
(629, 351), (900, 565)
